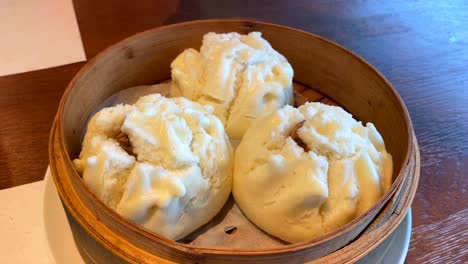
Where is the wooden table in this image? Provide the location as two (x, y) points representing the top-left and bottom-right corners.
(0, 0), (466, 263)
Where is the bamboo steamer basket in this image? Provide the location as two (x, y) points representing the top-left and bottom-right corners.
(49, 20), (419, 263)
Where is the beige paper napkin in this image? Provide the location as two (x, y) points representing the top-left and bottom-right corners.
(0, 0), (86, 76)
(0, 180), (52, 264)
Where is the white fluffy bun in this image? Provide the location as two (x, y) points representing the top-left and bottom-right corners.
(233, 103), (392, 243)
(74, 94), (233, 240)
(171, 32), (294, 139)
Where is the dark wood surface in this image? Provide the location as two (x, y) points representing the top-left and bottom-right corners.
(0, 0), (466, 263)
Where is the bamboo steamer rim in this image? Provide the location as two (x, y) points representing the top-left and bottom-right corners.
(52, 19), (415, 258)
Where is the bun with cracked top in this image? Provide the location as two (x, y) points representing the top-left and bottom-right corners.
(73, 94), (233, 240)
(233, 102), (393, 243)
(170, 32), (294, 139)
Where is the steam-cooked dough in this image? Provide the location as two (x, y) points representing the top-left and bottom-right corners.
(73, 94), (233, 240)
(233, 103), (393, 243)
(170, 32), (294, 139)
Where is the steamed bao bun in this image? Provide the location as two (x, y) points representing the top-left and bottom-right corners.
(233, 103), (393, 243)
(73, 94), (233, 240)
(171, 32), (294, 140)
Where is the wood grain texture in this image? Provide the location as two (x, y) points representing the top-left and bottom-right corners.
(0, 63), (83, 188)
(407, 208), (468, 263)
(0, 0), (466, 263)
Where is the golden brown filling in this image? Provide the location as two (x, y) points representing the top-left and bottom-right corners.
(114, 131), (135, 156)
(289, 120), (309, 152)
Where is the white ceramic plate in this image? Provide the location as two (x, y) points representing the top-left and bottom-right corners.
(42, 170), (411, 264)
(356, 206), (412, 264)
